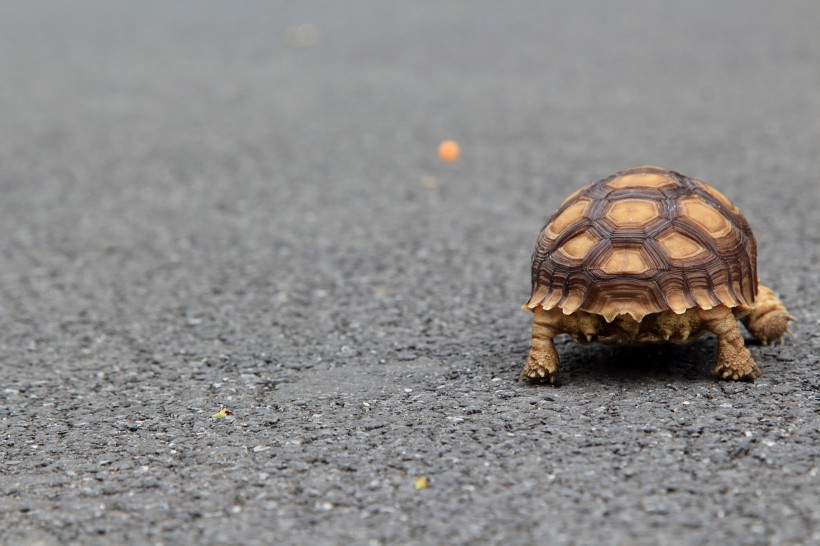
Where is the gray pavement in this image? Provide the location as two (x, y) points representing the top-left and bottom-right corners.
(1, 1), (818, 545)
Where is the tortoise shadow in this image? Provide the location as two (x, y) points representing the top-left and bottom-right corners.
(528, 336), (718, 385)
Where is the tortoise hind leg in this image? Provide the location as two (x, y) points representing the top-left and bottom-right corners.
(521, 307), (562, 384)
(700, 306), (761, 381)
(739, 284), (796, 346)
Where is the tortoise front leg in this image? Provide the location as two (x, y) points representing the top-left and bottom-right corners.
(738, 284), (796, 346)
(521, 307), (563, 384)
(700, 306), (761, 381)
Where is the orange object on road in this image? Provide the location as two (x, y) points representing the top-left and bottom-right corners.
(438, 140), (460, 162)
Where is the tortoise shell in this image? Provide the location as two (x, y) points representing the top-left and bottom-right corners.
(527, 166), (757, 322)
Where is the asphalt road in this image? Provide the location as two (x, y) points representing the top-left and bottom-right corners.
(1, 1), (818, 545)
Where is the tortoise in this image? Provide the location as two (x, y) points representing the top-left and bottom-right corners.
(522, 166), (795, 383)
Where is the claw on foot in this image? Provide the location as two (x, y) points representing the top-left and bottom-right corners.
(719, 369), (751, 381)
(762, 334), (791, 347)
(714, 363), (761, 381)
(520, 363), (558, 384)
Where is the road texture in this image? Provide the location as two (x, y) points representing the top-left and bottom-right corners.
(1, 1), (818, 545)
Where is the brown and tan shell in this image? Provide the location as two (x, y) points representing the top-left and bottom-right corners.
(527, 166), (757, 322)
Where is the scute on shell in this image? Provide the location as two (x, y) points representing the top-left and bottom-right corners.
(528, 166), (757, 322)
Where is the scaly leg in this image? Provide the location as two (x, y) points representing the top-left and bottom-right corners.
(700, 306), (761, 381)
(521, 307), (563, 384)
(739, 284), (796, 346)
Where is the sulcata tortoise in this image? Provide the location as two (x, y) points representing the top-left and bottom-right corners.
(522, 166), (794, 383)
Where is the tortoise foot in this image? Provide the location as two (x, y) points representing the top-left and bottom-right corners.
(743, 285), (796, 346)
(746, 308), (796, 346)
(702, 306), (762, 381)
(713, 346), (761, 381)
(520, 350), (559, 384)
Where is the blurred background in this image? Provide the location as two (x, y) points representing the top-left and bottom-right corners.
(1, 0), (816, 365)
(2, 0), (817, 320)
